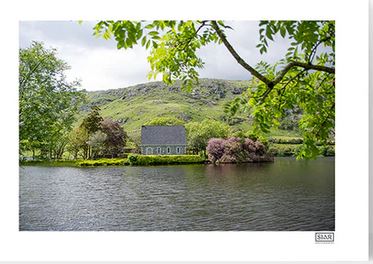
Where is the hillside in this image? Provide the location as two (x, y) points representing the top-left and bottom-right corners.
(81, 78), (300, 141)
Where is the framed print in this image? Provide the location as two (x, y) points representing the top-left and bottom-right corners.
(0, 0), (369, 261)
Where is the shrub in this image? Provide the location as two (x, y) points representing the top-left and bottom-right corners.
(242, 138), (256, 153)
(206, 138), (225, 163)
(100, 118), (127, 157)
(206, 137), (273, 164)
(19, 160), (78, 167)
(231, 129), (246, 138)
(128, 154), (205, 166)
(255, 141), (266, 155)
(185, 119), (230, 154)
(269, 136), (303, 144)
(246, 131), (269, 147)
(268, 142), (334, 157)
(268, 144), (300, 156)
(321, 145), (335, 156)
(77, 158), (128, 166)
(222, 137), (244, 162)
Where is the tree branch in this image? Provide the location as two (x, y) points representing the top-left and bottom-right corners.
(210, 21), (272, 86)
(276, 69), (308, 107)
(272, 61), (334, 85)
(211, 20), (335, 103)
(308, 37), (331, 63)
(195, 20), (207, 34)
(211, 21), (335, 85)
(175, 21), (207, 51)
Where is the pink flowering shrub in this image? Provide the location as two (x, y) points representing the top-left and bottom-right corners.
(223, 137), (241, 156)
(254, 141), (266, 155)
(206, 137), (273, 164)
(220, 137), (244, 163)
(243, 138), (256, 153)
(206, 138), (225, 163)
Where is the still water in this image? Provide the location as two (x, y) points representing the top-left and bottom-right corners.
(19, 157), (334, 231)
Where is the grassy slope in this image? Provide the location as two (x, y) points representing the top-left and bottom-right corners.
(77, 78), (308, 160)
(82, 79), (262, 140)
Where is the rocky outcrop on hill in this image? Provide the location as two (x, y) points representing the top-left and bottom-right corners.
(85, 79), (250, 109)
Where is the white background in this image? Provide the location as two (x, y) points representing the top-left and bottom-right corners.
(0, 0), (369, 261)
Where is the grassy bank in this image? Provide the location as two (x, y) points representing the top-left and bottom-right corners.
(20, 155), (206, 167)
(77, 158), (129, 166)
(20, 158), (129, 167)
(20, 160), (79, 167)
(268, 136), (335, 157)
(128, 154), (206, 166)
(20, 141), (334, 167)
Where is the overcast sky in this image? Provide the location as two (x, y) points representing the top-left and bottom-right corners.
(19, 21), (290, 91)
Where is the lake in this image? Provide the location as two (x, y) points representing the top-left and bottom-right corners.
(19, 157), (334, 231)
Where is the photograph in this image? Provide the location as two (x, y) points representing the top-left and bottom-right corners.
(19, 20), (335, 231)
(0, 0), (369, 261)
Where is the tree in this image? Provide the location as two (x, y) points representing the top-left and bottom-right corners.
(101, 118), (127, 157)
(93, 20), (335, 158)
(19, 41), (85, 160)
(87, 131), (107, 159)
(79, 106), (104, 159)
(185, 119), (230, 154)
(77, 109), (127, 159)
(66, 126), (89, 159)
(144, 116), (184, 126)
(80, 106), (103, 134)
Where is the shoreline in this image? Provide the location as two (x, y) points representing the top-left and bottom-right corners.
(19, 154), (334, 168)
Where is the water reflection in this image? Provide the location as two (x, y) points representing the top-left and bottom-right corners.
(20, 157), (334, 231)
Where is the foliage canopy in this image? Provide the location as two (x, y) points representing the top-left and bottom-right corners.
(19, 41), (85, 159)
(76, 107), (128, 159)
(185, 119), (230, 154)
(93, 20), (335, 158)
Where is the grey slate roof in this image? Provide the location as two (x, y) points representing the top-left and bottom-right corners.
(141, 125), (186, 145)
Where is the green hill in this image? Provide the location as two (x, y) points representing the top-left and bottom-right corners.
(80, 78), (300, 141)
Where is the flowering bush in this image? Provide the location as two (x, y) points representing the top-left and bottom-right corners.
(206, 137), (273, 164)
(206, 138), (225, 163)
(254, 141), (266, 155)
(221, 137), (244, 163)
(243, 138), (256, 153)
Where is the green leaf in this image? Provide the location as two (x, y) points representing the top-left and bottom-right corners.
(266, 27), (274, 41)
(149, 31), (158, 36)
(145, 23), (154, 29)
(218, 20), (225, 27)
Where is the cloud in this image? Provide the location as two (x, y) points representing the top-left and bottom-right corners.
(20, 21), (155, 90)
(62, 45), (152, 91)
(19, 21), (115, 49)
(19, 20), (292, 91)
